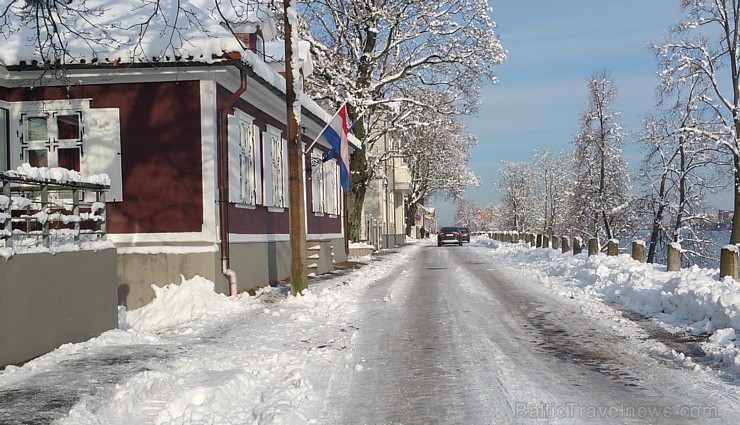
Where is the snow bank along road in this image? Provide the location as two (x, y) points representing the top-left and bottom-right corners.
(320, 242), (740, 424)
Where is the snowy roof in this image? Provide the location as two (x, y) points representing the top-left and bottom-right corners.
(0, 0), (360, 149)
(0, 0), (244, 67)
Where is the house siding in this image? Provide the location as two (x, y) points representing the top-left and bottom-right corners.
(0, 81), (205, 234)
(218, 84), (342, 238)
(2, 72), (349, 310)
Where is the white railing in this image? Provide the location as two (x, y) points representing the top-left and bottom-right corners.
(1, 171), (109, 253)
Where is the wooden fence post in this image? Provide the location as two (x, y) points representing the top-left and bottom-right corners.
(536, 234), (542, 248)
(607, 239), (618, 256)
(588, 238), (599, 256)
(561, 236), (570, 253)
(552, 236), (560, 251)
(667, 242), (681, 271)
(720, 245), (738, 280)
(542, 235), (549, 248)
(631, 240), (645, 263)
(573, 237), (582, 255)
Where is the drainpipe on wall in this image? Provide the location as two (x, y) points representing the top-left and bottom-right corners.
(217, 59), (247, 296)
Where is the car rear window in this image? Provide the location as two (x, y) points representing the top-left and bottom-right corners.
(440, 227), (458, 232)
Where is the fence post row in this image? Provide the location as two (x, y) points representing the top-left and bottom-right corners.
(488, 229), (740, 281)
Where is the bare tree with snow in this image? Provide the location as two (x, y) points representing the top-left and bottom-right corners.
(497, 160), (538, 233)
(637, 75), (727, 265)
(532, 148), (572, 237)
(654, 0), (740, 244)
(298, 0), (505, 240)
(397, 105), (480, 235)
(568, 71), (632, 243)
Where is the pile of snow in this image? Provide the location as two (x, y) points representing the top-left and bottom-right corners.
(476, 238), (740, 374)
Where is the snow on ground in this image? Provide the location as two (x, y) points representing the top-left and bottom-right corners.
(1, 243), (419, 424)
(477, 237), (740, 376)
(3, 235), (740, 423)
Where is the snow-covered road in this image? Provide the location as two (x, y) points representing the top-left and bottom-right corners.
(2, 238), (740, 424)
(320, 243), (740, 424)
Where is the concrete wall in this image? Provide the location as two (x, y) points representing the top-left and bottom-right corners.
(307, 238), (347, 275)
(0, 249), (118, 368)
(117, 251), (220, 310)
(117, 238), (350, 309)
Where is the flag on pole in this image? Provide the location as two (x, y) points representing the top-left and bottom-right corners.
(320, 103), (351, 192)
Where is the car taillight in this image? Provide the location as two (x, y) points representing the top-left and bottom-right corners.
(454, 231), (460, 236)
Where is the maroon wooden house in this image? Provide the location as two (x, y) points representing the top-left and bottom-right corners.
(0, 1), (355, 308)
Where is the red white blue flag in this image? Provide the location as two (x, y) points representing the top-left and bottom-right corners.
(321, 103), (351, 192)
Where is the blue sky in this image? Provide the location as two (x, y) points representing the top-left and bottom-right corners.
(434, 0), (704, 225)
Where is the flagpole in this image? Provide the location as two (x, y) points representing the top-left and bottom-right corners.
(302, 102), (347, 155)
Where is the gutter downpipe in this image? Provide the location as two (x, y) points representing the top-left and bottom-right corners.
(217, 58), (247, 296)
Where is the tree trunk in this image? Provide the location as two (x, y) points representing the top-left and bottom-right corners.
(347, 147), (369, 242)
(732, 153), (740, 244)
(283, 5), (307, 295)
(647, 175), (668, 263)
(405, 202), (419, 237)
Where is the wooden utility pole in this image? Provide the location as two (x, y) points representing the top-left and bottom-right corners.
(283, 0), (308, 295)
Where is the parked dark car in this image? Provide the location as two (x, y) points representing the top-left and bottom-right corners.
(459, 227), (471, 243)
(437, 226), (463, 246)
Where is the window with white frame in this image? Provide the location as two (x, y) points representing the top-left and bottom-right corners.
(263, 125), (288, 209)
(325, 158), (340, 216)
(22, 111), (83, 170)
(311, 151), (340, 217)
(8, 100), (124, 201)
(228, 111), (261, 206)
(311, 150), (326, 214)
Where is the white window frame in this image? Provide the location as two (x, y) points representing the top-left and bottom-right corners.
(20, 108), (83, 170)
(7, 99), (123, 201)
(325, 158), (340, 216)
(309, 150), (341, 217)
(228, 110), (261, 207)
(311, 150), (326, 214)
(263, 125), (288, 210)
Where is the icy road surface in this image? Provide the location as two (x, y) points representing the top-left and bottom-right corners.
(319, 243), (740, 424)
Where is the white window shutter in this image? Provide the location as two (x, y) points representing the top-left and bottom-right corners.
(282, 138), (289, 207)
(263, 131), (273, 207)
(311, 153), (320, 212)
(81, 108), (123, 201)
(253, 124), (262, 205)
(227, 115), (241, 203)
(324, 161), (331, 214)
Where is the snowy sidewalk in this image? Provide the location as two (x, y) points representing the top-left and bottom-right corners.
(0, 244), (419, 424)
